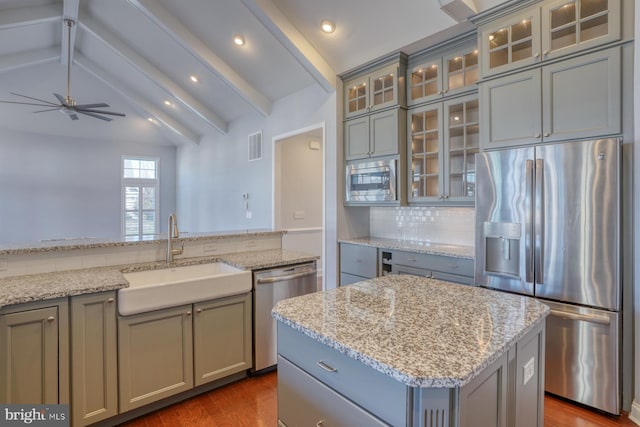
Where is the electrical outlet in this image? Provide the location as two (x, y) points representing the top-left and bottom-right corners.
(246, 211), (253, 219)
(523, 357), (535, 386)
(294, 210), (305, 219)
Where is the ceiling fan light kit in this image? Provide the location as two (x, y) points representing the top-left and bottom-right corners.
(0, 19), (125, 122)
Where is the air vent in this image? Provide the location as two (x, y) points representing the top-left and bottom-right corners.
(248, 131), (262, 161)
(425, 408), (446, 427)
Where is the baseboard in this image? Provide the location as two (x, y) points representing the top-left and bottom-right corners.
(630, 400), (640, 425)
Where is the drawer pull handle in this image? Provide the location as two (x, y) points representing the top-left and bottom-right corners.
(407, 258), (417, 262)
(47, 316), (55, 323)
(316, 360), (337, 373)
(447, 265), (459, 269)
(107, 298), (115, 304)
(316, 420), (325, 427)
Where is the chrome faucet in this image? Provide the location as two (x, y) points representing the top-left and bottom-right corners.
(167, 213), (184, 264)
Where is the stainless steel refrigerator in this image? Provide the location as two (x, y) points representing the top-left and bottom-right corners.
(474, 138), (621, 414)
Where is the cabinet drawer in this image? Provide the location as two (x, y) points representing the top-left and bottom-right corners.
(340, 243), (377, 278)
(278, 356), (389, 427)
(340, 272), (369, 286)
(277, 323), (407, 426)
(393, 250), (474, 277)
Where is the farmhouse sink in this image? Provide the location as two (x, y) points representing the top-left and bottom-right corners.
(119, 262), (252, 315)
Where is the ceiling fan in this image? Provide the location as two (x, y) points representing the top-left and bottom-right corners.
(0, 19), (125, 122)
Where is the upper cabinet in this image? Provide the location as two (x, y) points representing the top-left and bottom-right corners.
(479, 0), (621, 77)
(408, 38), (479, 106)
(344, 61), (406, 119)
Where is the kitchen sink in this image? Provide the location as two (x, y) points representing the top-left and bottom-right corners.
(118, 262), (252, 315)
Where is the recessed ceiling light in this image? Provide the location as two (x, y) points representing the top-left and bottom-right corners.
(321, 19), (335, 34)
(190, 75), (198, 83)
(147, 117), (155, 122)
(163, 100), (172, 106)
(233, 35), (245, 46)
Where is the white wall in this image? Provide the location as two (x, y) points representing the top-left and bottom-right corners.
(177, 83), (340, 285)
(0, 129), (176, 244)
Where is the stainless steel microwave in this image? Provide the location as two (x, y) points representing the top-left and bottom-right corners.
(345, 159), (397, 203)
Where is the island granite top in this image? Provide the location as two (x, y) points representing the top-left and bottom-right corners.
(0, 249), (317, 309)
(339, 237), (474, 259)
(272, 275), (549, 389)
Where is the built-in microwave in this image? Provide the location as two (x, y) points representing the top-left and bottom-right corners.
(345, 159), (397, 203)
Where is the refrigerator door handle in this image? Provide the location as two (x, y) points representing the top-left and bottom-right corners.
(534, 159), (544, 285)
(525, 159), (534, 284)
(549, 309), (611, 325)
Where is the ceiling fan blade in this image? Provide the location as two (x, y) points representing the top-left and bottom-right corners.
(9, 92), (58, 106)
(69, 113), (79, 120)
(77, 108), (125, 117)
(33, 108), (61, 113)
(75, 102), (109, 109)
(77, 110), (113, 121)
(54, 93), (67, 105)
(0, 100), (61, 107)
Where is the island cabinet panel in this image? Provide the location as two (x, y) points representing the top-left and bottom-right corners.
(458, 352), (508, 427)
(278, 356), (389, 427)
(278, 324), (408, 426)
(70, 292), (118, 427)
(118, 305), (194, 412)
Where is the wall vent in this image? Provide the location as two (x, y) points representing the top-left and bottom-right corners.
(248, 131), (262, 161)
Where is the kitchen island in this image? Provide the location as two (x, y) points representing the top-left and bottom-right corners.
(273, 275), (549, 427)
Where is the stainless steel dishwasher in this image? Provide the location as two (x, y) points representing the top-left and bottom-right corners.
(252, 262), (317, 372)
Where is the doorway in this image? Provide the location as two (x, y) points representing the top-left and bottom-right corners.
(273, 124), (325, 290)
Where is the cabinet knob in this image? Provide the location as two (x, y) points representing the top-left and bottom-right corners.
(186, 311), (192, 316)
(107, 298), (115, 304)
(543, 50), (549, 57)
(196, 309), (203, 314)
(443, 194), (449, 199)
(47, 316), (55, 323)
(543, 132), (550, 137)
(535, 134), (541, 139)
(316, 421), (325, 427)
(534, 52), (540, 59)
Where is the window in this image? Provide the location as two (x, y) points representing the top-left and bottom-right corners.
(122, 157), (159, 241)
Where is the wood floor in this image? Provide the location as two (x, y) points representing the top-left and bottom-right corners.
(120, 371), (637, 427)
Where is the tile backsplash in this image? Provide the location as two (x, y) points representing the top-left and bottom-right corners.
(370, 207), (475, 246)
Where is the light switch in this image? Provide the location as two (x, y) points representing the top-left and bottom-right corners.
(294, 211), (305, 219)
(246, 211), (253, 219)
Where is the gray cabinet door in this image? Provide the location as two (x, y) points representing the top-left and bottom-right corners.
(70, 292), (118, 427)
(118, 305), (193, 412)
(345, 116), (370, 160)
(370, 108), (401, 157)
(340, 243), (377, 278)
(542, 46), (621, 142)
(193, 293), (252, 386)
(0, 306), (59, 404)
(480, 69), (542, 149)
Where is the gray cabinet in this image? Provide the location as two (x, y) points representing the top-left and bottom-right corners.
(339, 243), (378, 285)
(479, 0), (621, 78)
(481, 46), (621, 149)
(344, 62), (405, 119)
(0, 298), (69, 405)
(408, 39), (479, 106)
(409, 94), (479, 204)
(345, 108), (405, 160)
(70, 292), (118, 427)
(193, 293), (252, 386)
(118, 304), (194, 412)
(118, 293), (253, 411)
(387, 249), (475, 285)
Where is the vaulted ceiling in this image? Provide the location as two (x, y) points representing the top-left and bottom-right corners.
(0, 0), (505, 146)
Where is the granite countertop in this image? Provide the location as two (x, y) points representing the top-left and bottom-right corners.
(0, 229), (285, 255)
(339, 237), (474, 259)
(0, 249), (318, 310)
(272, 275), (549, 389)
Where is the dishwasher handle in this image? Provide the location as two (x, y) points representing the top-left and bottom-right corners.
(256, 269), (316, 284)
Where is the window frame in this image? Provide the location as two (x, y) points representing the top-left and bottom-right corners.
(121, 156), (160, 241)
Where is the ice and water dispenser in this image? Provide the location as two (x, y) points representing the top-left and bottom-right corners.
(482, 222), (521, 278)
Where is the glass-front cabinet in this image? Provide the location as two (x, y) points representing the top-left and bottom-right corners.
(408, 95), (478, 204)
(344, 63), (404, 118)
(408, 40), (478, 106)
(480, 0), (620, 77)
